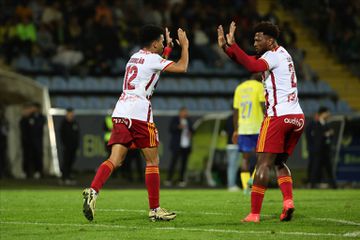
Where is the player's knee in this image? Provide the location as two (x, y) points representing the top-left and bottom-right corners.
(145, 158), (159, 166)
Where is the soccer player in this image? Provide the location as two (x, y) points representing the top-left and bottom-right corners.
(217, 21), (304, 222)
(232, 73), (265, 194)
(82, 25), (189, 222)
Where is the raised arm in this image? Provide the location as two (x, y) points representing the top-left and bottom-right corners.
(217, 22), (268, 73)
(163, 28), (189, 73)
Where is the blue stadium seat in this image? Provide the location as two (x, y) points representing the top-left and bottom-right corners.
(320, 99), (336, 112)
(225, 78), (239, 93)
(52, 97), (70, 108)
(193, 78), (211, 92)
(84, 77), (100, 91)
(112, 58), (127, 74)
(317, 81), (334, 94)
(177, 78), (194, 92)
(214, 98), (231, 111)
(336, 100), (352, 113)
(103, 97), (118, 110)
(68, 76), (84, 90)
(157, 78), (178, 92)
(87, 97), (103, 109)
(151, 97), (167, 110)
(167, 97), (183, 110)
(197, 98), (214, 111)
(183, 98), (198, 110)
(302, 81), (317, 94)
(210, 78), (226, 93)
(189, 60), (207, 73)
(113, 77), (124, 92)
(99, 77), (116, 91)
(35, 76), (50, 87)
(13, 55), (32, 71)
(303, 99), (320, 115)
(70, 97), (88, 109)
(51, 76), (68, 91)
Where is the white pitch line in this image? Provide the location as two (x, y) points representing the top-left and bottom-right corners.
(0, 221), (357, 238)
(313, 218), (360, 227)
(1, 208), (360, 225)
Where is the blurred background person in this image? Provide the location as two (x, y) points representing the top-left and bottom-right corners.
(165, 107), (194, 187)
(30, 102), (45, 178)
(60, 107), (80, 185)
(309, 107), (337, 189)
(0, 105), (9, 179)
(232, 74), (265, 194)
(224, 111), (240, 191)
(20, 103), (33, 178)
(20, 102), (45, 179)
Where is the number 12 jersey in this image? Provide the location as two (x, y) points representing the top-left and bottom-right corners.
(112, 49), (174, 123)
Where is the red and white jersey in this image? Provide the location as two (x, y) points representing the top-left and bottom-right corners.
(260, 46), (303, 117)
(112, 50), (174, 122)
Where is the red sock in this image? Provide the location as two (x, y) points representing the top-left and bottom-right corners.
(90, 160), (114, 193)
(277, 176), (293, 201)
(251, 185), (266, 214)
(145, 166), (160, 209)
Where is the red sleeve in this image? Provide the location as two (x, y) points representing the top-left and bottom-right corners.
(225, 43), (268, 73)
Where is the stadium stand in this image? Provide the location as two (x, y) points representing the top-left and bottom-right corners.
(0, 0), (356, 114)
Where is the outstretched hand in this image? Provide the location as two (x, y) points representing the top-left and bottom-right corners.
(165, 27), (174, 48)
(226, 21), (236, 45)
(176, 28), (189, 49)
(217, 25), (227, 49)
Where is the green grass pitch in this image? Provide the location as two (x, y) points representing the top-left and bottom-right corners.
(1, 188), (359, 239)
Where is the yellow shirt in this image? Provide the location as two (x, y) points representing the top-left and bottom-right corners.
(233, 80), (265, 134)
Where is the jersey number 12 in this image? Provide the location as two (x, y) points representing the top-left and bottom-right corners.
(124, 65), (138, 90)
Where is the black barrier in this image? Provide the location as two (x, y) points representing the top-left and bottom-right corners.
(53, 114), (200, 171)
(53, 113), (360, 183)
(336, 117), (360, 182)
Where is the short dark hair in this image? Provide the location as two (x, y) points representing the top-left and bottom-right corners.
(139, 25), (164, 48)
(254, 21), (280, 39)
(318, 106), (329, 114)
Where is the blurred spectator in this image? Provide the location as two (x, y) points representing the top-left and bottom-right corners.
(305, 112), (318, 185)
(60, 108), (80, 185)
(15, 1), (33, 22)
(95, 0), (113, 26)
(30, 102), (46, 178)
(261, 3), (279, 25)
(309, 107), (337, 189)
(20, 103), (34, 178)
(0, 0), (311, 76)
(282, 0), (360, 76)
(65, 16), (82, 47)
(0, 105), (9, 179)
(279, 21), (296, 48)
(142, 2), (163, 26)
(165, 107), (194, 187)
(51, 44), (83, 72)
(224, 113), (240, 191)
(16, 18), (37, 57)
(20, 102), (45, 179)
(296, 51), (316, 81)
(37, 23), (55, 57)
(41, 1), (63, 26)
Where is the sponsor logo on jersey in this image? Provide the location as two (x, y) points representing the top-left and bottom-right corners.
(284, 117), (304, 131)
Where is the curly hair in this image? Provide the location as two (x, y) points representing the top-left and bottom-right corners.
(253, 21), (280, 39)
